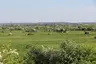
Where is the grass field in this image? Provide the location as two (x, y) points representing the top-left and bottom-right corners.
(0, 31), (96, 54)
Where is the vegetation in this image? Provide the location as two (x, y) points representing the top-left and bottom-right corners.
(0, 23), (96, 63)
(0, 43), (22, 64)
(24, 41), (96, 64)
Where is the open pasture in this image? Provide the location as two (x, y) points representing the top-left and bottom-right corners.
(0, 30), (96, 53)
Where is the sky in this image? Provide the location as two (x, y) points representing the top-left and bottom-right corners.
(0, 0), (96, 23)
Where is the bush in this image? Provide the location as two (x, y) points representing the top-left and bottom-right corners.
(23, 40), (96, 64)
(23, 46), (60, 64)
(8, 32), (13, 36)
(27, 33), (34, 35)
(25, 28), (37, 32)
(55, 28), (66, 33)
(60, 40), (93, 64)
(94, 36), (96, 39)
(1, 31), (4, 33)
(0, 43), (22, 64)
(48, 33), (51, 35)
(84, 31), (89, 34)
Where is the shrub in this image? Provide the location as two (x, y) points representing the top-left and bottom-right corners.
(8, 32), (13, 36)
(48, 33), (51, 35)
(27, 33), (34, 35)
(84, 31), (89, 34)
(94, 36), (96, 39)
(25, 28), (37, 32)
(1, 31), (4, 33)
(60, 40), (93, 64)
(0, 43), (22, 64)
(55, 28), (66, 33)
(14, 27), (22, 30)
(24, 40), (96, 64)
(23, 46), (60, 64)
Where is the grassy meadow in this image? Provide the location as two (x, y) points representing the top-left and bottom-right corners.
(0, 30), (96, 54)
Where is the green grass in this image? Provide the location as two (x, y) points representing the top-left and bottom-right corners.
(0, 31), (96, 54)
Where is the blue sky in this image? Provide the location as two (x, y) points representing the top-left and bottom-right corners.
(0, 0), (96, 23)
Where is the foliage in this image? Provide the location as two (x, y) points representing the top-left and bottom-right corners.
(0, 43), (22, 64)
(0, 23), (96, 63)
(23, 40), (96, 64)
(27, 32), (34, 35)
(84, 31), (90, 34)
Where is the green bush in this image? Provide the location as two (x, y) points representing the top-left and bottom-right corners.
(23, 40), (96, 64)
(0, 43), (22, 64)
(27, 32), (34, 35)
